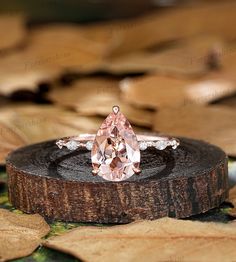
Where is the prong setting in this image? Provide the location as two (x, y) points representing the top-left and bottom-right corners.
(92, 169), (99, 176)
(112, 105), (120, 114)
(133, 167), (142, 175)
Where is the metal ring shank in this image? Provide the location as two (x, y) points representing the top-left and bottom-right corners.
(56, 134), (180, 151)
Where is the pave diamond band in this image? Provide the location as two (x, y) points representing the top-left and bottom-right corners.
(56, 134), (180, 151)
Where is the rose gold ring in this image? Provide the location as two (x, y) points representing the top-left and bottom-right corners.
(56, 106), (180, 182)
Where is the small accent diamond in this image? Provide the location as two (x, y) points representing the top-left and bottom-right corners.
(155, 141), (167, 150)
(86, 141), (93, 150)
(66, 140), (79, 150)
(139, 141), (148, 151)
(56, 140), (63, 149)
(171, 139), (179, 149)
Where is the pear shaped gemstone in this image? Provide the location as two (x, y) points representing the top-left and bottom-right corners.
(91, 107), (140, 181)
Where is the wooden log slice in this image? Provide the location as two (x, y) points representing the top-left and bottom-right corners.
(6, 137), (228, 223)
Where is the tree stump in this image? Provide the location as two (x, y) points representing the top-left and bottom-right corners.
(6, 137), (228, 224)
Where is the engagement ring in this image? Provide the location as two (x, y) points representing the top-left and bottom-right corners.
(56, 106), (180, 182)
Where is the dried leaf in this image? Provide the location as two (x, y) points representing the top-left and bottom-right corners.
(186, 79), (236, 105)
(0, 105), (101, 163)
(27, 25), (104, 71)
(0, 208), (50, 261)
(104, 2), (236, 56)
(0, 23), (105, 95)
(202, 47), (236, 107)
(0, 15), (26, 51)
(0, 16), (51, 95)
(121, 75), (192, 109)
(47, 77), (120, 111)
(186, 44), (236, 105)
(121, 73), (236, 109)
(48, 77), (154, 127)
(45, 217), (236, 262)
(101, 36), (225, 75)
(220, 44), (236, 72)
(153, 105), (236, 156)
(0, 52), (59, 95)
(215, 95), (236, 109)
(2, 3), (236, 93)
(0, 119), (26, 163)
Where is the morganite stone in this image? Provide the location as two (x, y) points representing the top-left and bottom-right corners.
(91, 111), (140, 181)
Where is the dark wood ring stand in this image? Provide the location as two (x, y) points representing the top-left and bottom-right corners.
(6, 137), (228, 224)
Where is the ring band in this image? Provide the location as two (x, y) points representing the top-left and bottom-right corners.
(56, 134), (180, 151)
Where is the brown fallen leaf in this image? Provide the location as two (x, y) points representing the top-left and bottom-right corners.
(121, 72), (236, 109)
(121, 75), (193, 109)
(0, 15), (26, 51)
(0, 105), (101, 163)
(198, 46), (236, 105)
(0, 16), (51, 95)
(215, 95), (236, 109)
(47, 77), (120, 111)
(219, 44), (236, 72)
(186, 78), (236, 105)
(0, 23), (105, 95)
(188, 43), (236, 87)
(0, 208), (50, 262)
(153, 105), (236, 156)
(27, 25), (105, 72)
(0, 51), (59, 96)
(0, 119), (26, 164)
(2, 3), (236, 94)
(47, 77), (154, 127)
(117, 40), (236, 109)
(104, 2), (236, 56)
(101, 35), (225, 76)
(26, 2), (234, 63)
(45, 217), (236, 262)
(186, 44), (236, 105)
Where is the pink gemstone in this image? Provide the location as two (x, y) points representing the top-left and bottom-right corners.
(91, 110), (140, 181)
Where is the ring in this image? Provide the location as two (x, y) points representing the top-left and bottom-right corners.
(56, 105), (180, 182)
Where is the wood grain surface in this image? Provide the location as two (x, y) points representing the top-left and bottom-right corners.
(6, 137), (228, 223)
